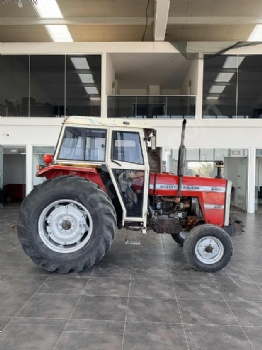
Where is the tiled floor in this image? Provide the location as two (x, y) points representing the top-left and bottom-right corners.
(0, 205), (262, 349)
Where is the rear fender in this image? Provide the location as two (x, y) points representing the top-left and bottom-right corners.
(36, 165), (106, 192)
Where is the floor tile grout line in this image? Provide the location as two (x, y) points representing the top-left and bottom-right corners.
(121, 275), (132, 350)
(53, 274), (93, 350)
(209, 274), (257, 350)
(0, 272), (52, 338)
(120, 242), (136, 350)
(161, 234), (191, 350)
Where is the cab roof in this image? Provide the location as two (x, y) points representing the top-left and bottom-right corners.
(64, 116), (151, 129)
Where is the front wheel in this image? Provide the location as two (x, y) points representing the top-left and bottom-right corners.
(17, 176), (116, 273)
(183, 224), (233, 272)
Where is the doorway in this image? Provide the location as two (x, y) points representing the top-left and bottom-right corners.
(255, 151), (262, 213)
(2, 146), (26, 207)
(224, 156), (248, 212)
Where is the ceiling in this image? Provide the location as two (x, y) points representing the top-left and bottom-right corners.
(0, 0), (262, 43)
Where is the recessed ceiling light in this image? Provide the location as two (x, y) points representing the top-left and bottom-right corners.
(85, 87), (99, 95)
(248, 24), (262, 41)
(90, 97), (101, 101)
(215, 72), (234, 82)
(34, 0), (62, 18)
(223, 56), (244, 69)
(78, 74), (94, 83)
(45, 25), (73, 42)
(206, 96), (219, 100)
(209, 85), (226, 94)
(71, 57), (90, 70)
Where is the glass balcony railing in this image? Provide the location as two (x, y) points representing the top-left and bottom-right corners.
(107, 95), (196, 119)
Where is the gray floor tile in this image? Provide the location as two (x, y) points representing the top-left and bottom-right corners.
(0, 293), (31, 317)
(243, 326), (262, 350)
(170, 267), (213, 282)
(123, 323), (188, 350)
(0, 275), (48, 294)
(215, 281), (262, 301)
(57, 320), (124, 350)
(174, 281), (223, 300)
(0, 316), (12, 331)
(0, 323), (64, 350)
(83, 277), (130, 296)
(127, 297), (180, 323)
(228, 300), (262, 326)
(72, 296), (127, 321)
(16, 294), (79, 319)
(0, 260), (23, 275)
(185, 324), (254, 350)
(36, 275), (89, 294)
(129, 278), (175, 298)
(178, 299), (237, 325)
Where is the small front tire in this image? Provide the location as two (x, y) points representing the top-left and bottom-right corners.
(183, 224), (233, 273)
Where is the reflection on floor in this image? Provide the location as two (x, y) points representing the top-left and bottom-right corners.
(0, 206), (262, 349)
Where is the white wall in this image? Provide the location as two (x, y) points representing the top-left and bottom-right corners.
(181, 59), (199, 95)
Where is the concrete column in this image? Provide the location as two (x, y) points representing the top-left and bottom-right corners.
(196, 53), (204, 120)
(26, 144), (33, 195)
(247, 147), (256, 213)
(101, 53), (107, 118)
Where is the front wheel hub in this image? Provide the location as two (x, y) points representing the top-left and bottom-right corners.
(195, 236), (224, 264)
(39, 200), (93, 253)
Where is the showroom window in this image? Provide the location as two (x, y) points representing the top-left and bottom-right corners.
(203, 54), (262, 119)
(0, 55), (101, 117)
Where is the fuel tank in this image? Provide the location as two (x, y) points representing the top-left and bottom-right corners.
(149, 172), (228, 227)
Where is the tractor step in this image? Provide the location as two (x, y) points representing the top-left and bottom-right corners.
(125, 239), (141, 245)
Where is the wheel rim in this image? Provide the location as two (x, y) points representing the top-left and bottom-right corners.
(38, 199), (93, 253)
(194, 236), (224, 265)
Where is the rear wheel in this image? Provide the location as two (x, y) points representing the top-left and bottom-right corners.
(17, 176), (116, 273)
(183, 224), (233, 272)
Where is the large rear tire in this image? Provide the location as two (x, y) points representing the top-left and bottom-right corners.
(183, 224), (233, 273)
(17, 176), (116, 273)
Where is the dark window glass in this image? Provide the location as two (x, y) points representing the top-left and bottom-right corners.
(112, 131), (143, 164)
(113, 169), (144, 217)
(30, 55), (65, 118)
(0, 55), (29, 117)
(66, 55), (101, 117)
(58, 127), (106, 161)
(203, 55), (237, 119)
(238, 55), (262, 119)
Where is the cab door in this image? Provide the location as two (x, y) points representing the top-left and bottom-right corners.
(107, 128), (149, 227)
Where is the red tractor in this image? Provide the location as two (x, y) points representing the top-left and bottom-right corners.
(17, 117), (242, 273)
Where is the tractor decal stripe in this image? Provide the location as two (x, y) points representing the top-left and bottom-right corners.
(204, 204), (224, 209)
(149, 184), (226, 193)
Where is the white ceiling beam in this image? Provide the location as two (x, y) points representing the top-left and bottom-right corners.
(167, 16), (262, 25)
(154, 0), (170, 41)
(2, 16), (262, 26)
(0, 17), (154, 26)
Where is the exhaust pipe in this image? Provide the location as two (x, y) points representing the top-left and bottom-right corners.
(177, 119), (187, 199)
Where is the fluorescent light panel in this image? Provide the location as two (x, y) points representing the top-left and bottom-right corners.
(90, 97), (101, 101)
(206, 96), (219, 100)
(34, 0), (63, 18)
(45, 25), (73, 42)
(78, 74), (94, 83)
(71, 58), (90, 70)
(223, 56), (244, 69)
(209, 85), (226, 94)
(215, 72), (234, 82)
(248, 24), (262, 41)
(85, 87), (99, 95)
